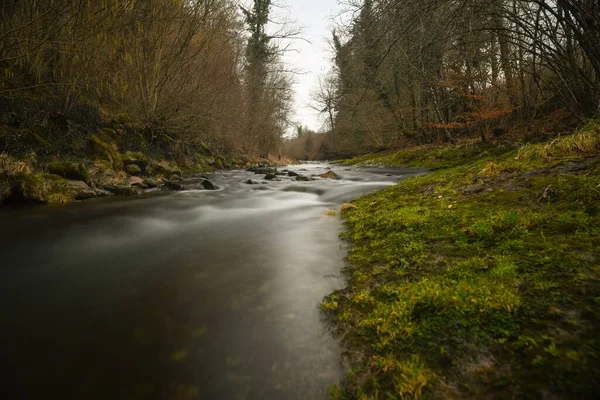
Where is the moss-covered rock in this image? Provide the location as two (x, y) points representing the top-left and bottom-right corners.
(149, 160), (181, 177)
(99, 127), (122, 145)
(122, 151), (149, 170)
(89, 135), (123, 170)
(47, 161), (89, 182)
(126, 164), (142, 176)
(103, 184), (141, 196)
(93, 160), (113, 173)
(2, 172), (74, 204)
(200, 142), (211, 156)
(66, 180), (98, 200)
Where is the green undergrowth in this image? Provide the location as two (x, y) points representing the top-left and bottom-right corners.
(325, 121), (600, 398)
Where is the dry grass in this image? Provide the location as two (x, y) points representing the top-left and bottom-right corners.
(325, 209), (337, 216)
(479, 161), (500, 177)
(89, 161), (129, 187)
(0, 153), (34, 175)
(516, 121), (600, 162)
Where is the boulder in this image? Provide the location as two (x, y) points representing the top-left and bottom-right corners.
(295, 175), (314, 182)
(252, 167), (277, 175)
(319, 171), (340, 179)
(47, 161), (89, 182)
(200, 179), (217, 190)
(264, 173), (277, 180)
(128, 176), (147, 188)
(288, 171), (299, 177)
(104, 184), (141, 196)
(163, 180), (186, 191)
(66, 180), (97, 200)
(246, 179), (261, 185)
(169, 174), (182, 181)
(90, 135), (123, 170)
(3, 173), (74, 204)
(143, 178), (158, 188)
(94, 188), (113, 197)
(93, 160), (113, 173)
(126, 164), (142, 176)
(150, 160), (181, 177)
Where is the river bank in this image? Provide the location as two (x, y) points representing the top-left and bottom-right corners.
(0, 128), (284, 206)
(325, 121), (600, 398)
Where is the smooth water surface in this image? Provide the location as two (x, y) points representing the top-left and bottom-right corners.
(0, 163), (425, 399)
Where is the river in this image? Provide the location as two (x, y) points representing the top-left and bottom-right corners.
(0, 163), (424, 399)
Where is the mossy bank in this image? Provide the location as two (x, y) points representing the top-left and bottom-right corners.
(325, 121), (600, 398)
(0, 121), (276, 206)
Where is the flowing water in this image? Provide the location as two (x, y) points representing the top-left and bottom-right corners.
(0, 163), (425, 399)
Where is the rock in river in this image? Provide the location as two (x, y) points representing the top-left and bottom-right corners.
(264, 173), (277, 180)
(319, 171), (340, 180)
(200, 179), (217, 190)
(288, 171), (299, 177)
(246, 179), (261, 185)
(250, 167), (277, 175)
(163, 180), (186, 191)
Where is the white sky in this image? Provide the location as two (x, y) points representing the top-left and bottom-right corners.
(239, 0), (345, 133)
(276, 0), (342, 132)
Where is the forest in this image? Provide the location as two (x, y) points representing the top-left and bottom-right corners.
(1, 0), (293, 203)
(294, 0), (600, 159)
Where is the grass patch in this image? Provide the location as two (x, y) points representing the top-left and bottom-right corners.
(325, 122), (600, 398)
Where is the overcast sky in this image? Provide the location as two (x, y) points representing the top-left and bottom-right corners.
(276, 0), (342, 132)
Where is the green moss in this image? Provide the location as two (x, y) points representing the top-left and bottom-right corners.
(327, 127), (600, 398)
(126, 164), (142, 175)
(200, 142), (211, 155)
(47, 161), (89, 181)
(89, 135), (123, 170)
(6, 172), (74, 204)
(149, 160), (181, 177)
(121, 151), (148, 170)
(93, 160), (113, 172)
